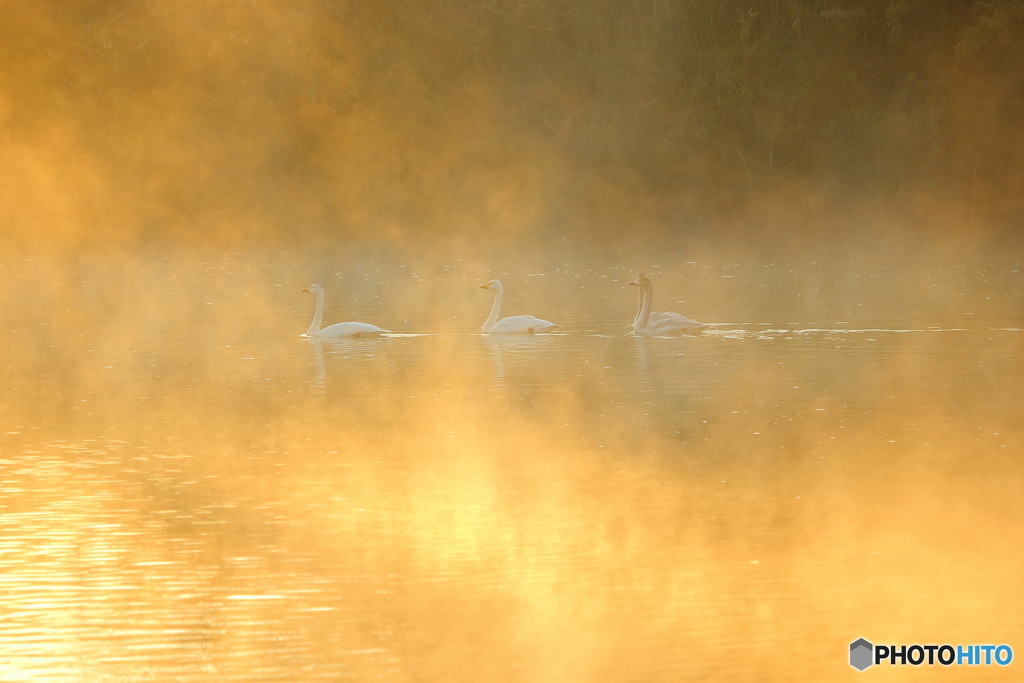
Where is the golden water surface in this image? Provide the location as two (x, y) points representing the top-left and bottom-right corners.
(1, 248), (1021, 681)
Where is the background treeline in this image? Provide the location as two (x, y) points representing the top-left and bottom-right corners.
(1, 0), (1022, 246)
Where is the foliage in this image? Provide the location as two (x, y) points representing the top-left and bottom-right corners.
(1, 0), (1022, 244)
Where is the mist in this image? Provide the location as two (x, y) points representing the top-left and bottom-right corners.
(2, 4), (1023, 681)
(2, 0), (1022, 251)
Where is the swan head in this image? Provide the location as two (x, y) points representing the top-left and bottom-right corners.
(479, 279), (503, 292)
(301, 284), (324, 295)
(628, 271), (646, 287)
(628, 275), (652, 288)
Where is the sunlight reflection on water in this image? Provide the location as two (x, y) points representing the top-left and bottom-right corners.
(0, 250), (1021, 681)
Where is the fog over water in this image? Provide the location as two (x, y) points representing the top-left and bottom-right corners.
(2, 247), (1022, 681)
(2, 1), (1024, 681)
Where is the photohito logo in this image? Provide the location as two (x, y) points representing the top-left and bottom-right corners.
(849, 639), (1013, 670)
(850, 639), (873, 671)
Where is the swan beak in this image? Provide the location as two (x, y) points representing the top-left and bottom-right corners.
(479, 283), (490, 289)
(627, 281), (639, 287)
(301, 286), (312, 293)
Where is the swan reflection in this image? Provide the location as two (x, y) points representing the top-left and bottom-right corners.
(305, 335), (390, 393)
(482, 333), (555, 384)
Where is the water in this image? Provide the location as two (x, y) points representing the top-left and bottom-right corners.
(1, 249), (1022, 681)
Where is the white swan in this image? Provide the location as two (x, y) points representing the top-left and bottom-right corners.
(629, 274), (706, 335)
(630, 271), (691, 328)
(301, 284), (389, 337)
(479, 279), (558, 334)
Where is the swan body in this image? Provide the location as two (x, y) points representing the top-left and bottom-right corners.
(631, 272), (693, 328)
(301, 284), (389, 337)
(479, 279), (558, 334)
(629, 274), (705, 335)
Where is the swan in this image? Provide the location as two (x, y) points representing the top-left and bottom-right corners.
(479, 279), (558, 334)
(629, 274), (706, 335)
(630, 272), (691, 328)
(301, 284), (389, 337)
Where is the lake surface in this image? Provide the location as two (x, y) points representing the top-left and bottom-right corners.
(1, 248), (1021, 681)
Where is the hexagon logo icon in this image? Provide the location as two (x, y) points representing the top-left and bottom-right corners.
(850, 638), (874, 671)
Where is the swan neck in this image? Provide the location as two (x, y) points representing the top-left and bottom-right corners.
(633, 285), (645, 328)
(308, 290), (324, 335)
(483, 287), (502, 333)
(636, 282), (653, 332)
